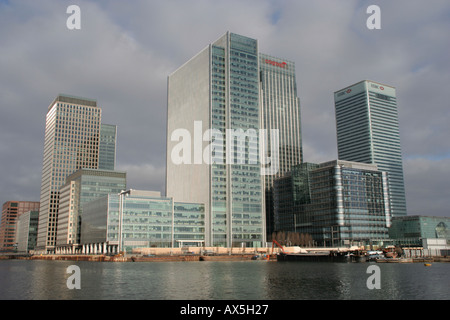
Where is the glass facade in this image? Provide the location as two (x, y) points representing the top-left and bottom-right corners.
(211, 33), (263, 248)
(81, 191), (205, 252)
(273, 163), (318, 233)
(334, 81), (407, 217)
(167, 32), (264, 248)
(99, 124), (117, 170)
(174, 202), (205, 244)
(210, 44), (227, 247)
(274, 160), (391, 247)
(16, 210), (39, 253)
(57, 169), (126, 246)
(259, 53), (302, 239)
(389, 216), (450, 246)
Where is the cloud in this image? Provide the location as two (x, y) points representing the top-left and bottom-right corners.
(404, 158), (450, 217)
(0, 0), (449, 217)
(117, 163), (166, 194)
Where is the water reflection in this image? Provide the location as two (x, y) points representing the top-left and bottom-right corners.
(0, 260), (448, 300)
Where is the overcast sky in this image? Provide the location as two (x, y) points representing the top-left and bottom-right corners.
(0, 0), (449, 217)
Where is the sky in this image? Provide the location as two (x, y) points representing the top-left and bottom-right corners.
(0, 0), (449, 217)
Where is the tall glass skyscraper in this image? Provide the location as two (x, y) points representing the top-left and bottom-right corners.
(259, 53), (302, 238)
(334, 80), (407, 217)
(167, 32), (265, 247)
(99, 124), (117, 170)
(167, 32), (302, 247)
(37, 94), (116, 252)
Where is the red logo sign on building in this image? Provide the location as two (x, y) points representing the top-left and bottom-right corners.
(265, 59), (287, 68)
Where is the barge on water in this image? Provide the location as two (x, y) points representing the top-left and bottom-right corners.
(276, 251), (366, 262)
(271, 240), (366, 262)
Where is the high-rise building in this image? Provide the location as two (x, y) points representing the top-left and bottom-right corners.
(259, 53), (302, 238)
(0, 201), (40, 251)
(99, 124), (117, 170)
(334, 80), (407, 217)
(37, 94), (113, 252)
(167, 32), (266, 247)
(166, 32), (303, 247)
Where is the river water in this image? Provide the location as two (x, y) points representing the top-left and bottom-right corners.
(0, 259), (448, 300)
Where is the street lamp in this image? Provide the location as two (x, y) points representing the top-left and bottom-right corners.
(118, 189), (132, 254)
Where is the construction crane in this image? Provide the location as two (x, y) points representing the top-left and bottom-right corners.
(265, 240), (285, 260)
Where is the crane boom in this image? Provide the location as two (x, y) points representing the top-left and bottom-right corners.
(271, 240), (285, 254)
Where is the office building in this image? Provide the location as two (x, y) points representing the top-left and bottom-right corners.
(167, 32), (264, 248)
(0, 201), (40, 251)
(259, 53), (303, 239)
(166, 32), (302, 247)
(99, 124), (117, 170)
(16, 210), (39, 253)
(334, 80), (407, 217)
(56, 168), (126, 250)
(273, 162), (318, 233)
(274, 160), (391, 247)
(389, 215), (450, 246)
(37, 94), (116, 252)
(80, 190), (205, 253)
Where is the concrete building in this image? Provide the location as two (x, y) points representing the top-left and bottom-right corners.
(334, 80), (407, 217)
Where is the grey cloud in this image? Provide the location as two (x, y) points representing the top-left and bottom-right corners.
(0, 0), (449, 217)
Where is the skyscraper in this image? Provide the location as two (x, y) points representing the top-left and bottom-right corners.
(166, 32), (303, 247)
(37, 94), (110, 252)
(259, 53), (302, 237)
(99, 124), (117, 170)
(334, 80), (407, 217)
(167, 32), (264, 248)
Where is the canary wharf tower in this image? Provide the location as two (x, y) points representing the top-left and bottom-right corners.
(334, 80), (407, 217)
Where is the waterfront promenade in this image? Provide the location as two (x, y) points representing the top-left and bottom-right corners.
(1, 245), (448, 263)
